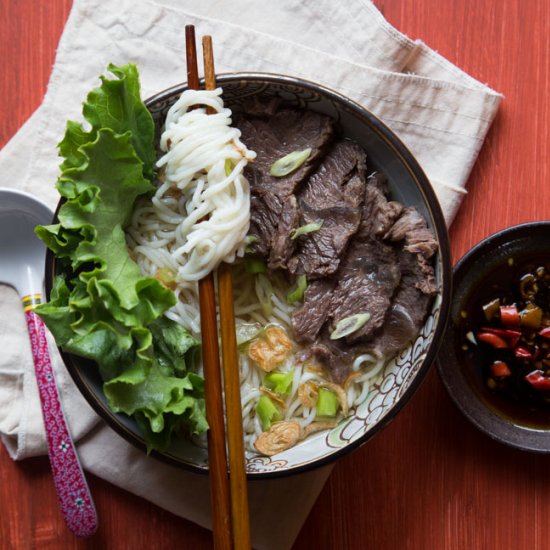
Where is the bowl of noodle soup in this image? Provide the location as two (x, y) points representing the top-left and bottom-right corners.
(47, 73), (451, 477)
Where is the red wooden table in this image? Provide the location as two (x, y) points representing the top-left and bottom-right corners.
(2, 1), (550, 548)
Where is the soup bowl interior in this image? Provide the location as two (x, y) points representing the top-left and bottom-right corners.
(47, 73), (451, 477)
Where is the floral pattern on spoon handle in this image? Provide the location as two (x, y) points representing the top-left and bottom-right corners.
(24, 294), (97, 537)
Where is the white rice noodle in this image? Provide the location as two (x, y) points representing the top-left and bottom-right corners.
(127, 87), (256, 288)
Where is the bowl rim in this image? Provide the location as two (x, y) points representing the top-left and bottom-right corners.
(45, 71), (452, 477)
(437, 221), (550, 453)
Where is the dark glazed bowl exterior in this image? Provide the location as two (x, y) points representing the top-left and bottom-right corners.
(46, 73), (451, 477)
(437, 221), (550, 452)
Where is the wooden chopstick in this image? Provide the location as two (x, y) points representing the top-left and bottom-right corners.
(203, 35), (252, 550)
(185, 25), (232, 550)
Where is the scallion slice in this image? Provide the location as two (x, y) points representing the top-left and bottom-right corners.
(330, 313), (371, 340)
(224, 158), (234, 177)
(291, 220), (323, 240)
(269, 148), (311, 177)
(286, 274), (308, 304)
(245, 258), (267, 274)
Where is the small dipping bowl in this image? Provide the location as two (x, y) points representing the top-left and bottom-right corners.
(437, 221), (550, 452)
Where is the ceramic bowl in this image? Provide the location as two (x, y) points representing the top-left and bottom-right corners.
(437, 222), (550, 452)
(46, 73), (451, 477)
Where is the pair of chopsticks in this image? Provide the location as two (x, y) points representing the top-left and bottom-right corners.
(185, 26), (251, 550)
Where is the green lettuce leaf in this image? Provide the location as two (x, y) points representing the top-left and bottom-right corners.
(35, 64), (207, 453)
(59, 64), (156, 179)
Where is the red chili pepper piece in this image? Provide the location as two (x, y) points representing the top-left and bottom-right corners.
(539, 327), (550, 340)
(525, 370), (550, 391)
(514, 346), (533, 360)
(500, 305), (520, 326)
(490, 361), (512, 378)
(476, 332), (509, 348)
(479, 327), (522, 347)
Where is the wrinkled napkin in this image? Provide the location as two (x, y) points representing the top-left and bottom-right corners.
(0, 0), (502, 548)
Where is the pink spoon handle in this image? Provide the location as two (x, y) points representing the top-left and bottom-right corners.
(23, 294), (97, 537)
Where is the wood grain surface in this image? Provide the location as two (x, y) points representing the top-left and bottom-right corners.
(2, 1), (550, 549)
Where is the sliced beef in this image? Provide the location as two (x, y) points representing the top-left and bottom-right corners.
(287, 203), (362, 277)
(239, 108), (335, 196)
(248, 190), (284, 257)
(362, 302), (422, 361)
(385, 206), (438, 294)
(310, 330), (365, 384)
(328, 239), (401, 343)
(238, 108), (335, 259)
(237, 103), (440, 385)
(288, 141), (367, 278)
(366, 250), (434, 358)
(386, 206), (438, 259)
(415, 254), (438, 295)
(291, 279), (336, 344)
(357, 172), (403, 239)
(310, 249), (436, 382)
(298, 141), (366, 208)
(268, 195), (300, 270)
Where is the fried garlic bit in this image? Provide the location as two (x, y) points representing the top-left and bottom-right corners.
(254, 420), (337, 456)
(297, 380), (348, 415)
(298, 381), (319, 408)
(247, 326), (293, 372)
(254, 421), (303, 456)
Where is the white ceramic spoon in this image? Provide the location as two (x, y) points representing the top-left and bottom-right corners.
(0, 188), (97, 537)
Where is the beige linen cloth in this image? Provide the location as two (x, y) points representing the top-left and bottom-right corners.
(0, 0), (502, 548)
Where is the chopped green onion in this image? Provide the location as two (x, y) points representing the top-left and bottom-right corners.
(224, 158), (234, 177)
(255, 273), (273, 317)
(330, 313), (371, 340)
(269, 148), (311, 177)
(245, 258), (267, 274)
(286, 274), (308, 304)
(316, 388), (339, 417)
(291, 220), (323, 240)
(235, 322), (262, 346)
(264, 371), (294, 396)
(256, 395), (282, 431)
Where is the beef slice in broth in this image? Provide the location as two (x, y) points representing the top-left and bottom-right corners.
(310, 248), (436, 383)
(366, 249), (436, 358)
(328, 239), (401, 343)
(357, 172), (404, 239)
(238, 107), (334, 260)
(291, 279), (336, 344)
(386, 206), (438, 259)
(294, 174), (439, 383)
(288, 141), (367, 278)
(310, 330), (366, 384)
